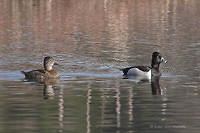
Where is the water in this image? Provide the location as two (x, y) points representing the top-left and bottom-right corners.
(0, 0), (200, 132)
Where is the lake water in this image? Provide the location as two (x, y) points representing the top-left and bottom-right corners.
(0, 0), (200, 132)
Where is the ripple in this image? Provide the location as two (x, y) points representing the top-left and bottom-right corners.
(0, 71), (23, 81)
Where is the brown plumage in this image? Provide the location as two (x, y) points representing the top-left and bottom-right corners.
(21, 57), (60, 82)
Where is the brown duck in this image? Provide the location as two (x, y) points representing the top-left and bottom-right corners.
(21, 56), (60, 81)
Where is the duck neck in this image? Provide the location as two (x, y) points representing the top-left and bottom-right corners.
(151, 63), (160, 71)
(44, 64), (52, 71)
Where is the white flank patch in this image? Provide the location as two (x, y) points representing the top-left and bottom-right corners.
(127, 68), (151, 80)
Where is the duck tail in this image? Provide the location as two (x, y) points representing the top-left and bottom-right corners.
(120, 68), (127, 76)
(21, 71), (28, 77)
(21, 71), (26, 75)
(119, 68), (124, 71)
(120, 67), (132, 77)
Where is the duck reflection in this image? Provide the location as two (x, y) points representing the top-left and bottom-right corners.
(22, 77), (63, 132)
(151, 76), (161, 95)
(22, 76), (59, 99)
(123, 75), (163, 95)
(43, 78), (60, 99)
(43, 79), (64, 132)
(43, 83), (55, 99)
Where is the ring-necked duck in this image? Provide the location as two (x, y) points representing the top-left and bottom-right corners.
(122, 52), (167, 79)
(21, 56), (60, 81)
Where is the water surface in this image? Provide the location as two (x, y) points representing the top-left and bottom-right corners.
(0, 0), (200, 132)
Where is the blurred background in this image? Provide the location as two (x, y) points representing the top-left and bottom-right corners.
(0, 0), (199, 132)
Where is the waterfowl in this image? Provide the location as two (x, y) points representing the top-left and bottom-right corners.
(21, 56), (60, 81)
(122, 52), (167, 79)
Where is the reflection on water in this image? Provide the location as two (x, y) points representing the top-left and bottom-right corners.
(151, 76), (161, 95)
(0, 0), (200, 132)
(43, 84), (55, 99)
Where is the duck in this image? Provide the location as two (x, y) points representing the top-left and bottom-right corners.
(121, 52), (167, 79)
(21, 56), (60, 82)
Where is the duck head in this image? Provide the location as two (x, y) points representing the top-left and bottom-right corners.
(43, 56), (58, 71)
(151, 52), (167, 70)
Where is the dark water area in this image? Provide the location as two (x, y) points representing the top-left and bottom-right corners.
(0, 0), (200, 132)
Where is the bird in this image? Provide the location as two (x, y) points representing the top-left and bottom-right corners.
(21, 56), (60, 82)
(121, 52), (167, 80)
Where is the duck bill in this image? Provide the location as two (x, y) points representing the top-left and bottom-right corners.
(161, 57), (167, 63)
